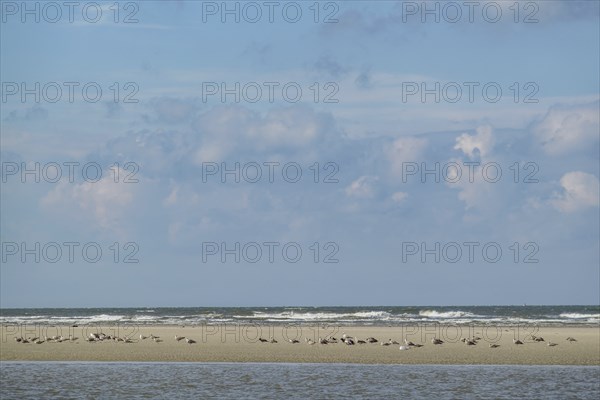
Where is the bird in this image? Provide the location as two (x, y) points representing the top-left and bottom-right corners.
(34, 339), (44, 344)
(513, 339), (524, 345)
(153, 338), (163, 343)
(404, 339), (416, 346)
(380, 342), (391, 346)
(149, 334), (160, 340)
(307, 339), (316, 345)
(174, 335), (185, 341)
(186, 338), (196, 344)
(489, 344), (500, 348)
(366, 337), (378, 343)
(399, 345), (410, 351)
(258, 337), (268, 343)
(14, 337), (22, 343)
(566, 337), (577, 342)
(390, 339), (400, 345)
(547, 342), (558, 347)
(343, 338), (354, 345)
(432, 338), (444, 345)
(465, 339), (476, 346)
(270, 337), (278, 344)
(319, 337), (328, 344)
(288, 339), (300, 344)
(140, 334), (147, 340)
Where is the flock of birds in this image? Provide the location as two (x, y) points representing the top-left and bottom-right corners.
(13, 332), (578, 349)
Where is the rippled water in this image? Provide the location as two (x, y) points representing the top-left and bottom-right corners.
(1, 305), (599, 326)
(1, 362), (599, 399)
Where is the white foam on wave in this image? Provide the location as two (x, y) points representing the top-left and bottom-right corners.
(418, 310), (477, 319)
(250, 311), (393, 321)
(559, 313), (600, 319)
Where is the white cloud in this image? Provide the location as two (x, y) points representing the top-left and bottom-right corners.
(386, 137), (428, 176)
(551, 171), (600, 213)
(41, 166), (135, 230)
(533, 101), (599, 155)
(391, 191), (408, 203)
(346, 176), (378, 198)
(454, 125), (494, 159)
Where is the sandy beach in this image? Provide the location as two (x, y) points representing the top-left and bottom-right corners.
(1, 325), (598, 365)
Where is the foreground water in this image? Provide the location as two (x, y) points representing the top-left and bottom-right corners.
(1, 305), (599, 326)
(1, 362), (598, 399)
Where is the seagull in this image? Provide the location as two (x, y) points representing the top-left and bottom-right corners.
(380, 342), (391, 346)
(270, 337), (278, 344)
(149, 334), (160, 340)
(399, 345), (410, 350)
(174, 335), (185, 341)
(307, 339), (316, 345)
(153, 337), (163, 343)
(366, 337), (378, 343)
(343, 338), (354, 345)
(432, 338), (444, 345)
(566, 337), (577, 342)
(288, 339), (300, 344)
(547, 342), (558, 347)
(186, 338), (196, 344)
(140, 334), (148, 340)
(489, 344), (500, 348)
(258, 337), (268, 343)
(14, 337), (22, 343)
(534, 336), (545, 342)
(465, 339), (477, 346)
(34, 339), (44, 344)
(513, 339), (524, 345)
(404, 339), (416, 346)
(319, 337), (328, 344)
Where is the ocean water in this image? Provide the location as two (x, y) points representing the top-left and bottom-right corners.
(1, 305), (599, 326)
(1, 362), (598, 399)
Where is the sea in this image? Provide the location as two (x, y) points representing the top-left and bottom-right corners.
(1, 306), (599, 399)
(0, 305), (598, 326)
(0, 362), (599, 399)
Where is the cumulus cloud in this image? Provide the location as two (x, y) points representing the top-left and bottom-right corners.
(346, 176), (378, 198)
(386, 137), (428, 176)
(192, 104), (335, 162)
(532, 101), (599, 155)
(41, 166), (135, 231)
(454, 125), (494, 159)
(551, 171), (600, 213)
(391, 191), (408, 203)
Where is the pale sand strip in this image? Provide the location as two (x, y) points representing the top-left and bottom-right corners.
(1, 325), (598, 365)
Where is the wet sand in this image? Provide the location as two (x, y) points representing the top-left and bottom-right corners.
(1, 325), (598, 365)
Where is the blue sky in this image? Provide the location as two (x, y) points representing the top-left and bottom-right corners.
(1, 0), (599, 307)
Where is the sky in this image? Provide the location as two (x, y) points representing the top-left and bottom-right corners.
(0, 0), (599, 307)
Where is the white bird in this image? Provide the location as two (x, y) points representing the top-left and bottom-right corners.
(174, 335), (185, 341)
(399, 345), (410, 351)
(140, 334), (147, 340)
